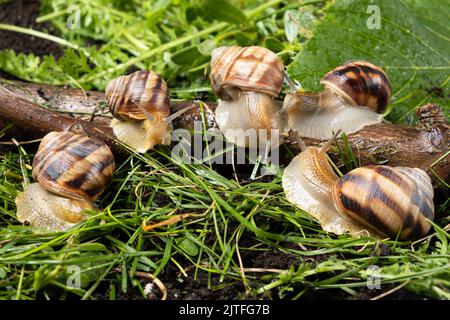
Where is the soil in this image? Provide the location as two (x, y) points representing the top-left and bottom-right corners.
(2, 1), (425, 301)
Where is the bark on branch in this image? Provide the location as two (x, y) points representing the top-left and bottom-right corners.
(0, 79), (448, 194)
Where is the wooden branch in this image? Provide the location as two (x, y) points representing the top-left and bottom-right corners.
(0, 79), (448, 194)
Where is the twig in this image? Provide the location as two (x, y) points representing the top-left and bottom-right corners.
(142, 213), (203, 231)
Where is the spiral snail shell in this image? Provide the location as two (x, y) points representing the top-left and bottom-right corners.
(211, 46), (284, 101)
(210, 46), (286, 148)
(106, 70), (172, 153)
(16, 131), (115, 232)
(282, 139), (434, 241)
(321, 61), (391, 113)
(283, 61), (392, 140)
(106, 70), (170, 121)
(332, 166), (434, 240)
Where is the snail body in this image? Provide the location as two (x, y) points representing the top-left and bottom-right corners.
(106, 70), (171, 153)
(283, 61), (392, 140)
(332, 165), (434, 240)
(16, 131), (115, 232)
(214, 92), (283, 148)
(16, 183), (95, 232)
(282, 146), (372, 237)
(282, 142), (434, 241)
(210, 46), (286, 148)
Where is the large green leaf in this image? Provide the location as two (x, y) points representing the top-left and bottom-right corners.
(288, 0), (450, 123)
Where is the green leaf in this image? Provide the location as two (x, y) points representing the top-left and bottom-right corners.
(200, 0), (247, 25)
(288, 0), (450, 123)
(264, 37), (285, 53)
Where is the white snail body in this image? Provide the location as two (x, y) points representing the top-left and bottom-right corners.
(282, 146), (373, 236)
(282, 142), (434, 241)
(214, 92), (283, 148)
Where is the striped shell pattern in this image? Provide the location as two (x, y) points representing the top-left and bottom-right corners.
(210, 46), (284, 101)
(321, 61), (392, 113)
(106, 70), (170, 121)
(32, 131), (116, 201)
(332, 165), (434, 240)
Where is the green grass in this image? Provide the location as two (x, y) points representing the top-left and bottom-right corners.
(0, 0), (316, 91)
(0, 0), (449, 300)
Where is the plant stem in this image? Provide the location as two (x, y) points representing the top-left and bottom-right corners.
(80, 0), (287, 83)
(80, 22), (227, 83)
(36, 10), (66, 23)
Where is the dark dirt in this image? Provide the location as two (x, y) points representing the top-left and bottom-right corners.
(87, 246), (423, 300)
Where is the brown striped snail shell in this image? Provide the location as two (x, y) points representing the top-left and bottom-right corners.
(332, 166), (434, 240)
(210, 46), (284, 101)
(321, 61), (392, 113)
(106, 70), (170, 121)
(16, 131), (115, 232)
(32, 131), (115, 201)
(210, 46), (286, 148)
(282, 140), (434, 241)
(283, 61), (392, 140)
(106, 70), (172, 153)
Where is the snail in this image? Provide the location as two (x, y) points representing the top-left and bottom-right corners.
(15, 131), (115, 232)
(106, 70), (191, 153)
(282, 135), (435, 241)
(282, 61), (392, 140)
(210, 46), (286, 148)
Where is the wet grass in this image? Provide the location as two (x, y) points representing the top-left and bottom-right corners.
(0, 136), (449, 300)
